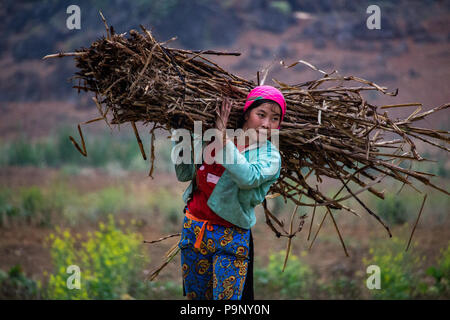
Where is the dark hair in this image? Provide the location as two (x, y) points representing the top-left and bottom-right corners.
(238, 99), (281, 128)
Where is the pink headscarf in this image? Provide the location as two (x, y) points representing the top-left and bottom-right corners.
(244, 85), (287, 128)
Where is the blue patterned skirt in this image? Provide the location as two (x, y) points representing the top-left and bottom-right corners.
(178, 214), (251, 300)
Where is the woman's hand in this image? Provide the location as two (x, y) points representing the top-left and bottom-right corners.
(215, 98), (233, 148)
(216, 98), (232, 132)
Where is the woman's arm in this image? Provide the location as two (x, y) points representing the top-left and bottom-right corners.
(218, 140), (281, 189)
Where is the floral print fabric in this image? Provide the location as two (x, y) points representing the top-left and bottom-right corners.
(178, 215), (250, 300)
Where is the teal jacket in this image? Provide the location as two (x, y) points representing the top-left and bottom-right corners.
(173, 134), (281, 229)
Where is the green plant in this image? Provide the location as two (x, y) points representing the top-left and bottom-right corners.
(0, 265), (40, 299)
(426, 242), (450, 298)
(2, 181), (179, 227)
(84, 186), (129, 220)
(19, 186), (52, 226)
(318, 275), (362, 299)
(363, 237), (425, 299)
(375, 193), (410, 225)
(4, 136), (41, 166)
(0, 188), (20, 227)
(1, 186), (57, 227)
(45, 215), (149, 299)
(254, 250), (315, 299)
(0, 127), (176, 175)
(146, 188), (184, 231)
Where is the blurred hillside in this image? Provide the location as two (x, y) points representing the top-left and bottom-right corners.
(0, 0), (449, 139)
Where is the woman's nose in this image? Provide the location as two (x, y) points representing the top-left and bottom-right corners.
(261, 118), (270, 129)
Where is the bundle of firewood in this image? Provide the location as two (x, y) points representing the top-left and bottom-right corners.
(44, 19), (449, 248)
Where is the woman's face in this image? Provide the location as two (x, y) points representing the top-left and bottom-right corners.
(242, 102), (281, 131)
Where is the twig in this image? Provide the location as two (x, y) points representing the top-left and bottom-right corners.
(143, 233), (181, 244)
(282, 195), (301, 272)
(405, 194), (427, 252)
(131, 121), (147, 160)
(42, 51), (87, 60)
(326, 206), (349, 257)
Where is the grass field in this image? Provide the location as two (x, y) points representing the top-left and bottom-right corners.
(0, 130), (449, 300)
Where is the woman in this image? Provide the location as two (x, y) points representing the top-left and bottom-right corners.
(174, 85), (286, 300)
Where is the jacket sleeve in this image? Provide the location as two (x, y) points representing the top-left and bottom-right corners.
(217, 140), (281, 189)
(173, 144), (195, 182)
(172, 130), (202, 182)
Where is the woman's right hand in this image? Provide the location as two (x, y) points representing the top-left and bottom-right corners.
(216, 98), (232, 132)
